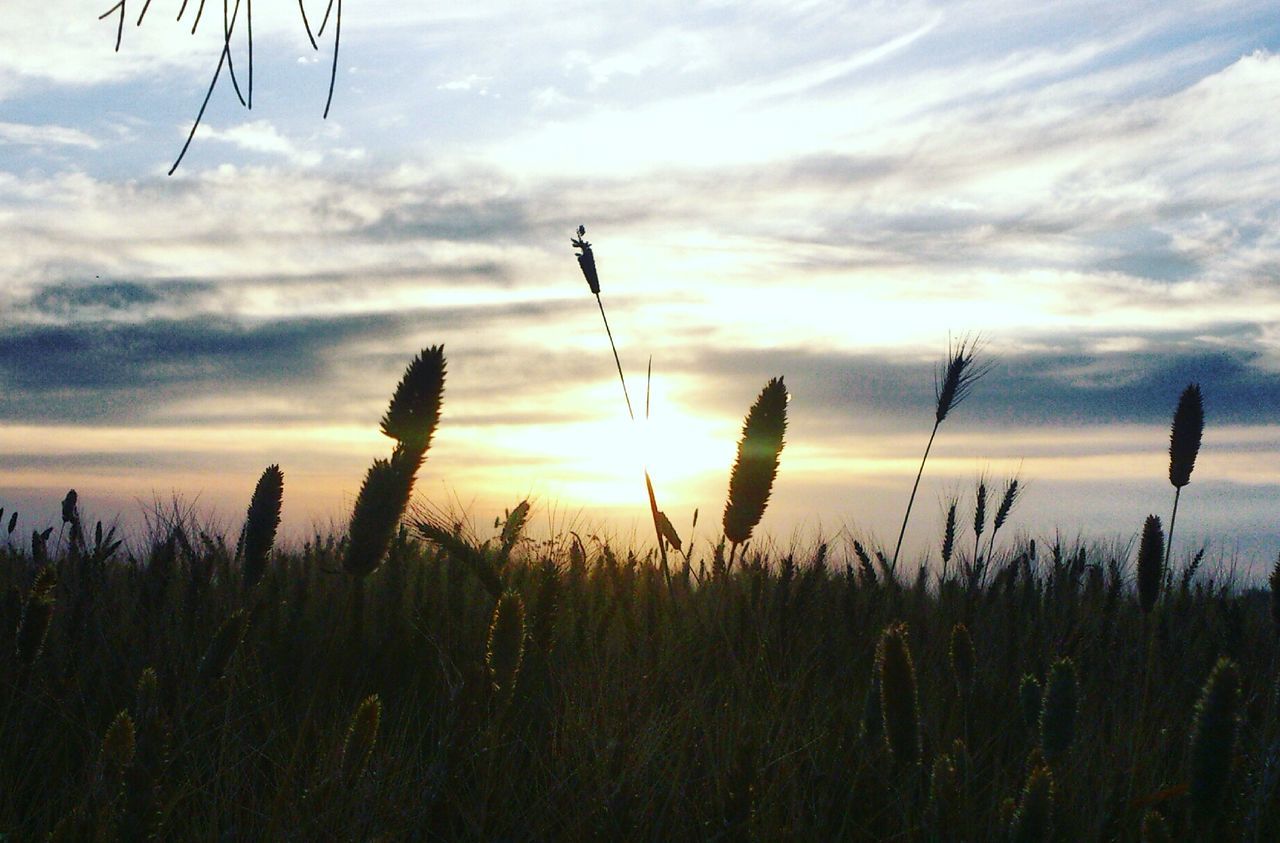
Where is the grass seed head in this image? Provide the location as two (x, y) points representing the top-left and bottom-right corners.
(935, 335), (990, 424)
(1189, 657), (1240, 818)
(1140, 809), (1171, 843)
(379, 345), (446, 455)
(1168, 383), (1203, 489)
(722, 377), (788, 547)
(345, 446), (420, 578)
(487, 591), (527, 697)
(1009, 764), (1054, 843)
(340, 694), (382, 786)
(1136, 514), (1164, 614)
(15, 566), (57, 666)
(242, 464), (283, 592)
(100, 709), (136, 773)
(1040, 658), (1078, 765)
(571, 226), (601, 295)
(941, 499), (958, 566)
(877, 621), (920, 766)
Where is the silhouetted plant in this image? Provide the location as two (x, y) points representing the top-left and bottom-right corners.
(1009, 764), (1054, 843)
(892, 336), (990, 570)
(877, 622), (920, 766)
(1136, 515), (1164, 614)
(1188, 657), (1240, 820)
(722, 377), (788, 566)
(1165, 383), (1203, 569)
(242, 464), (283, 592)
(1040, 658), (1077, 765)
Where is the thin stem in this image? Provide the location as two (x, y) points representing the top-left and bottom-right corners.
(891, 420), (940, 571)
(1165, 486), (1182, 573)
(595, 293), (634, 421)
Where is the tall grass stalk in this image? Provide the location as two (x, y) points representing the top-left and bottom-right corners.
(891, 336), (989, 571)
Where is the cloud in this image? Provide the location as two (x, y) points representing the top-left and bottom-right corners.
(0, 121), (99, 149)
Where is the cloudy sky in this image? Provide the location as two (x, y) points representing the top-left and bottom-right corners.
(1, 1), (1278, 572)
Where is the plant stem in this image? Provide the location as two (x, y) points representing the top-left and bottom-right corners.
(1165, 486), (1182, 572)
(892, 420), (940, 571)
(596, 293), (634, 421)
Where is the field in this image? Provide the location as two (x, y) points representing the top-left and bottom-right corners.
(2, 342), (1277, 841)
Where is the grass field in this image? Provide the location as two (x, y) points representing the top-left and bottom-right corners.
(2, 339), (1277, 840)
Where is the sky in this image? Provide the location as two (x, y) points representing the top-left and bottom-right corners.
(1, 1), (1278, 575)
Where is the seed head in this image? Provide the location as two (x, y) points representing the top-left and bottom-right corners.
(15, 566), (57, 666)
(877, 622), (920, 766)
(571, 225), (601, 295)
(1009, 764), (1054, 843)
(380, 345), (446, 455)
(487, 591), (526, 697)
(242, 464), (284, 592)
(1136, 515), (1164, 614)
(1168, 383), (1203, 489)
(1189, 657), (1240, 818)
(935, 335), (991, 424)
(340, 694), (382, 786)
(1040, 658), (1078, 765)
(723, 377), (788, 547)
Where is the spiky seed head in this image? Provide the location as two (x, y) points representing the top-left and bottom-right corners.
(100, 710), (136, 772)
(941, 500), (957, 565)
(1009, 764), (1054, 843)
(1040, 658), (1078, 765)
(486, 591), (526, 697)
(571, 226), (600, 294)
(877, 622), (920, 766)
(722, 377), (788, 546)
(1168, 383), (1203, 489)
(1140, 810), (1171, 843)
(949, 622), (976, 694)
(345, 446), (420, 578)
(6, 511), (16, 535)
(993, 478), (1020, 533)
(340, 694), (382, 786)
(1136, 515), (1164, 614)
(1189, 657), (1240, 818)
(972, 478), (988, 539)
(380, 345), (446, 455)
(15, 566), (57, 666)
(655, 510), (682, 552)
(935, 335), (990, 424)
(1019, 674), (1042, 729)
(242, 464), (284, 592)
(197, 609), (247, 682)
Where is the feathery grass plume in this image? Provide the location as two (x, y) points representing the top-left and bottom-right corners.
(1165, 383), (1203, 569)
(1269, 553), (1280, 637)
(891, 335), (990, 569)
(877, 622), (920, 766)
(340, 694), (381, 787)
(15, 565), (57, 667)
(1188, 657), (1240, 818)
(1019, 674), (1042, 729)
(486, 591), (526, 697)
(1040, 658), (1077, 765)
(722, 377), (788, 561)
(379, 345), (446, 454)
(1136, 515), (1164, 614)
(242, 464), (283, 592)
(949, 622), (976, 695)
(1140, 809), (1171, 843)
(1009, 764), (1054, 843)
(344, 445), (419, 578)
(197, 609), (247, 682)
